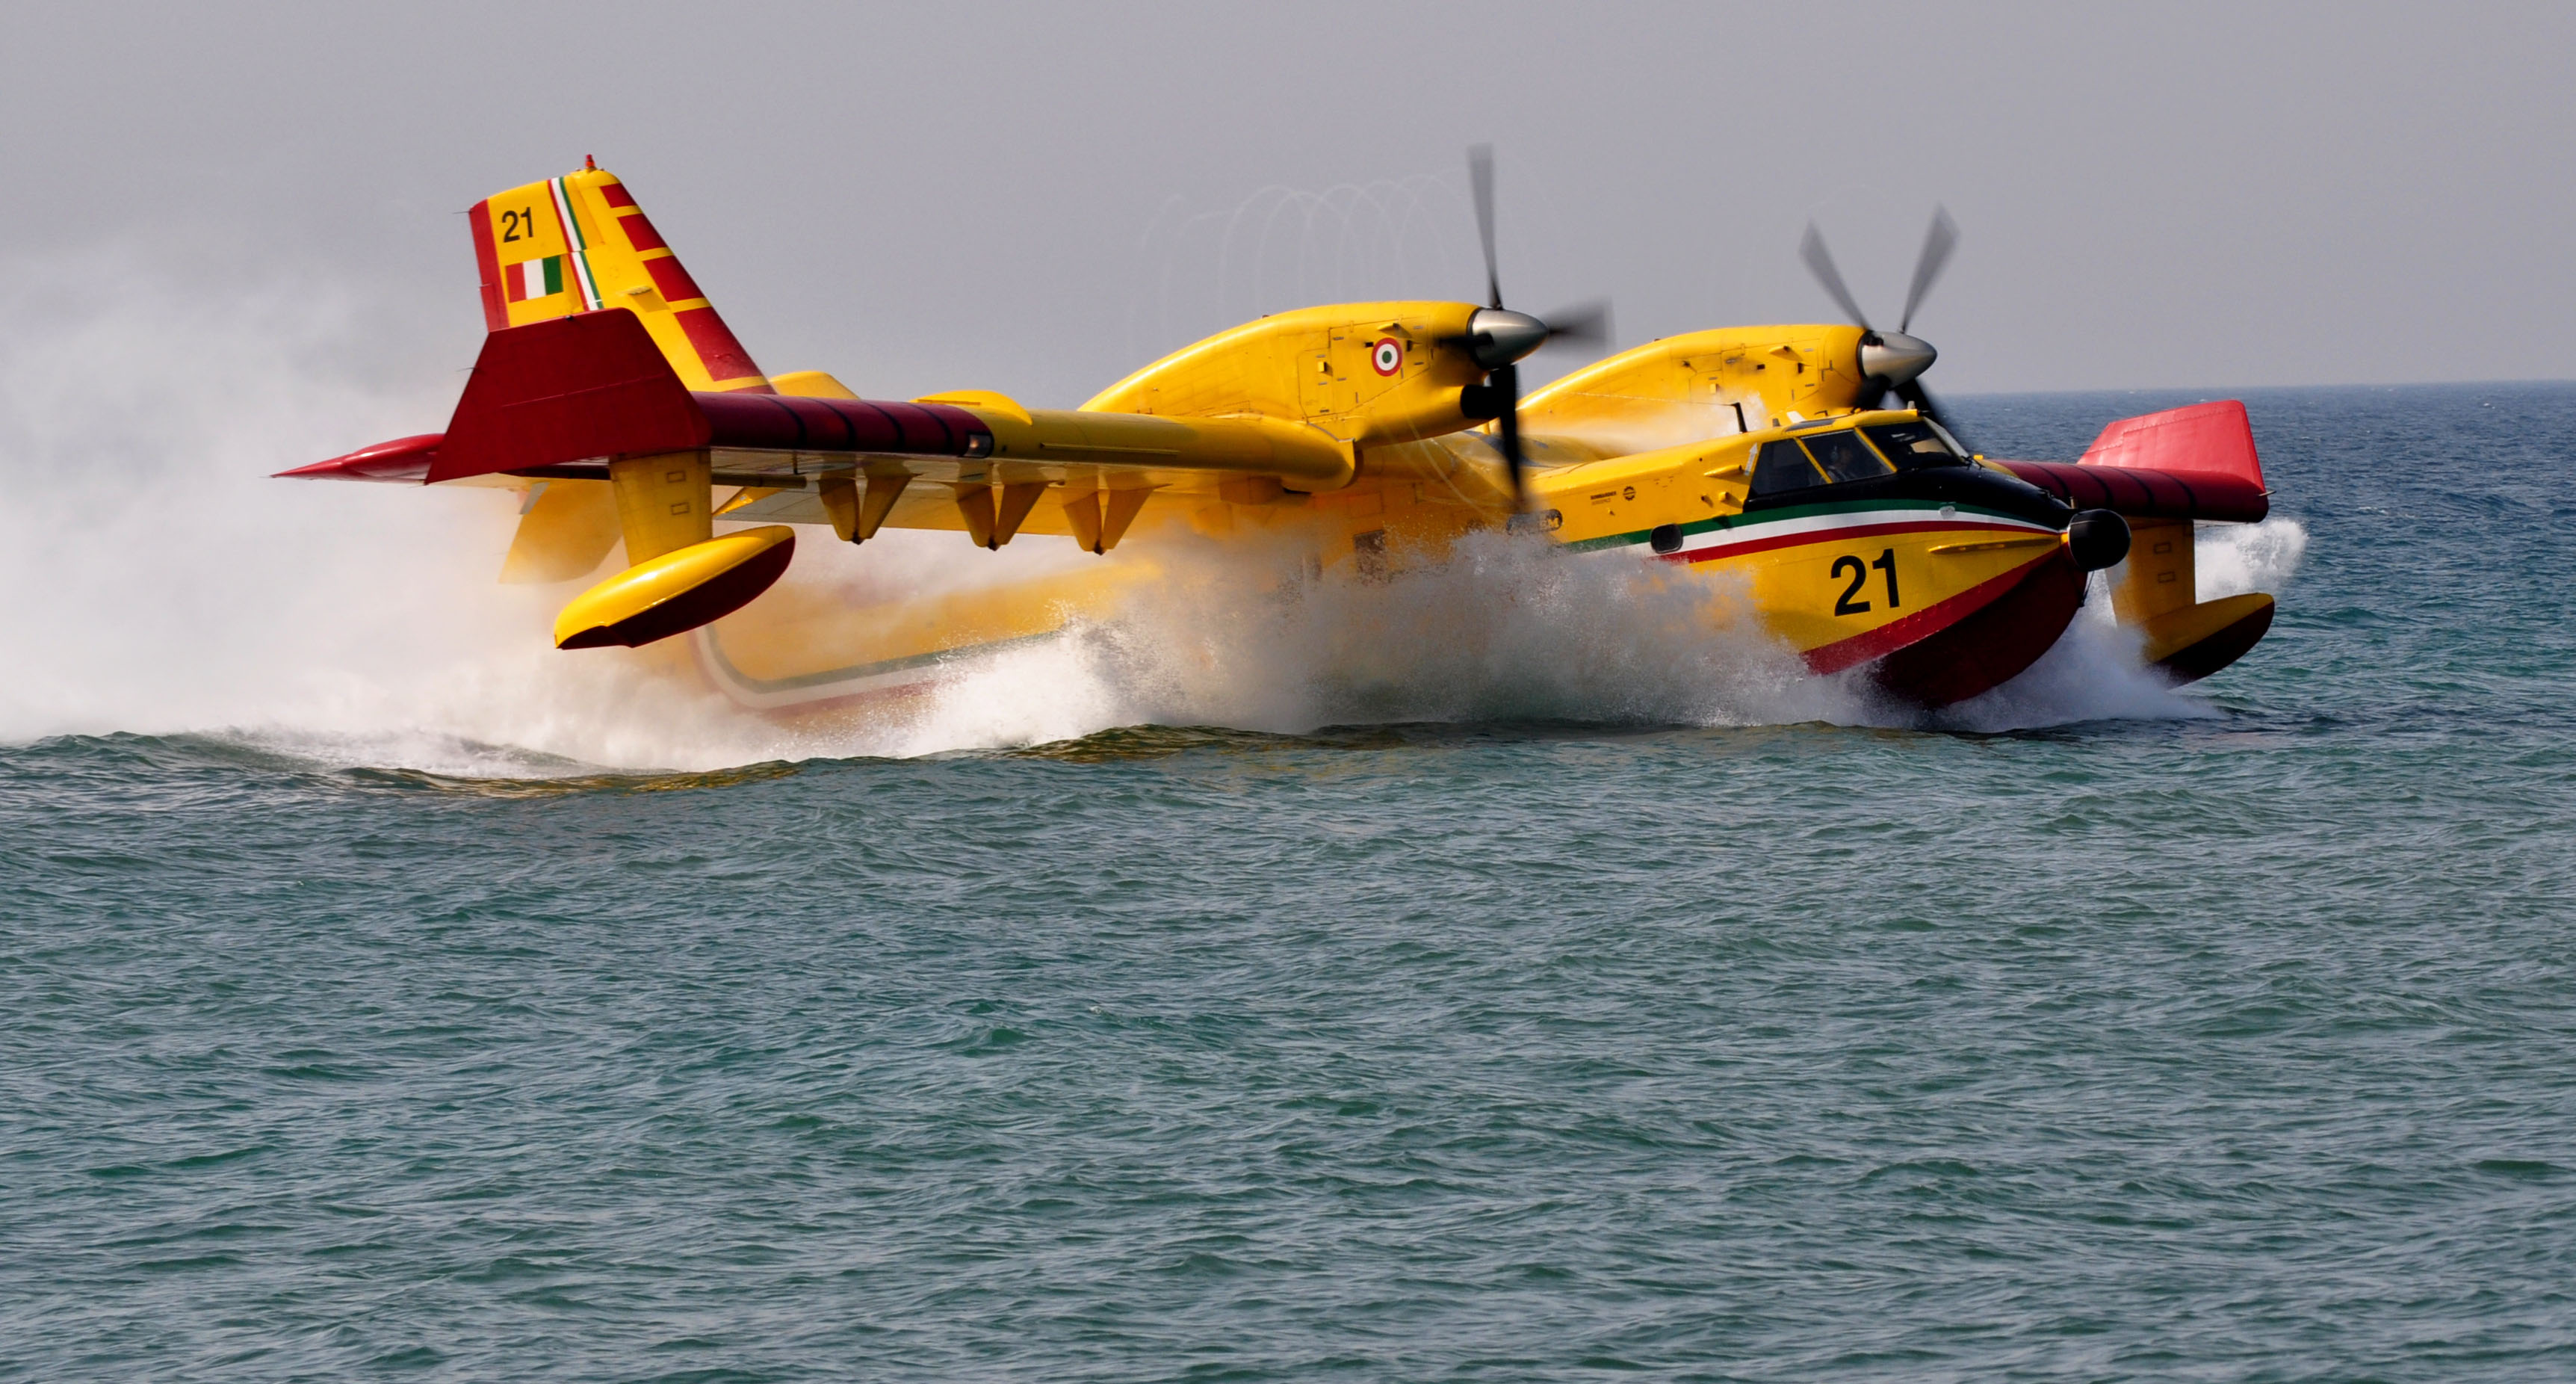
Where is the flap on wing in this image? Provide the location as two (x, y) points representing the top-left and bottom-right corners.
(1994, 459), (2266, 523)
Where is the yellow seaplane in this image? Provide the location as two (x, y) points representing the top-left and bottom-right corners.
(284, 153), (2276, 714)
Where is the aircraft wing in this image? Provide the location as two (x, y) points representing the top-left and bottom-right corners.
(284, 312), (1359, 540)
(1988, 401), (2268, 523)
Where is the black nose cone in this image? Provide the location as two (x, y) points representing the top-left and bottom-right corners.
(2067, 509), (2131, 572)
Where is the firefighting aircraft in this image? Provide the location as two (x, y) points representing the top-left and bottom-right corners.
(282, 154), (2275, 712)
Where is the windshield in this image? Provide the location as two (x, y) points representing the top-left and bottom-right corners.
(1863, 421), (1968, 470)
(1749, 439), (1825, 497)
(1802, 430), (1895, 483)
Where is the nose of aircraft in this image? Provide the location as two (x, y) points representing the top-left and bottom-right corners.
(1860, 330), (1938, 387)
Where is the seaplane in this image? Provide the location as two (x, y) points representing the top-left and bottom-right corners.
(282, 152), (2276, 714)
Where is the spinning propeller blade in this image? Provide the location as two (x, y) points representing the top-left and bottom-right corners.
(1899, 206), (1958, 335)
(1468, 143), (1502, 312)
(1799, 223), (1871, 330)
(1538, 299), (1613, 348)
(1894, 378), (1975, 456)
(1453, 147), (1611, 507)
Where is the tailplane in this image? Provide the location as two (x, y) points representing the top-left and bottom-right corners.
(467, 158), (773, 393)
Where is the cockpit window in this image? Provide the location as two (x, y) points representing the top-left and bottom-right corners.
(1802, 430), (1895, 483)
(1861, 421), (1968, 470)
(1750, 439), (1827, 496)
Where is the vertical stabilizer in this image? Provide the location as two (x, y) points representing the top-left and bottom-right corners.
(468, 160), (773, 393)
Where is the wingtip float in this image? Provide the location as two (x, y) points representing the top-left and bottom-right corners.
(553, 525), (796, 650)
(285, 154), (2282, 712)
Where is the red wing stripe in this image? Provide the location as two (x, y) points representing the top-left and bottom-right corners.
(808, 397), (860, 451)
(1991, 459), (2265, 522)
(764, 394), (810, 450)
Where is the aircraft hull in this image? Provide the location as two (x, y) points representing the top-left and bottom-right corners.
(662, 495), (2085, 718)
(1577, 490), (2087, 709)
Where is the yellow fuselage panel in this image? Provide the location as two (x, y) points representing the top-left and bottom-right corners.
(1519, 324), (1874, 455)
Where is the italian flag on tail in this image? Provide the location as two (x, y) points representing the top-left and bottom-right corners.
(505, 256), (565, 303)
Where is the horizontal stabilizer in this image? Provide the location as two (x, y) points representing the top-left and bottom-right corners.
(274, 433), (442, 482)
(417, 312), (993, 485)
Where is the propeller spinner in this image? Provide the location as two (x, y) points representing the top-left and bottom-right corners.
(1449, 145), (1611, 504)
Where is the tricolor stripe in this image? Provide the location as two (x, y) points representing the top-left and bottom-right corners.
(547, 176), (605, 312)
(1569, 498), (2056, 563)
(1670, 507), (2051, 566)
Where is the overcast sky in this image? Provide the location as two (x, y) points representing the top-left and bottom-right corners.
(4, 0), (2570, 407)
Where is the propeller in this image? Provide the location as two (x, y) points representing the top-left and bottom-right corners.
(1799, 206), (1969, 450)
(1899, 208), (1957, 335)
(1448, 144), (1612, 505)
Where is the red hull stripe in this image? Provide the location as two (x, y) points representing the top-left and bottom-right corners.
(1802, 552), (2053, 675)
(1670, 516), (2044, 566)
(598, 181), (637, 210)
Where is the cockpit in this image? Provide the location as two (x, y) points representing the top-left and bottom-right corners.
(1747, 417), (1972, 499)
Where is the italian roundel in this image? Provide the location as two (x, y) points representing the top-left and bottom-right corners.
(1369, 337), (1405, 377)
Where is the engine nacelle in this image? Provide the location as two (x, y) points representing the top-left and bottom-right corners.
(1080, 300), (1504, 454)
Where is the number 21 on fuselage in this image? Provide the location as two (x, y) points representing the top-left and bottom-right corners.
(1833, 549), (1901, 616)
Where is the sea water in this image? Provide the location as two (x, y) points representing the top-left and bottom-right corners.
(2, 383), (2572, 1380)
